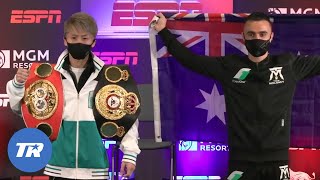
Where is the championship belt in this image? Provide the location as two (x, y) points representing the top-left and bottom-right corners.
(93, 65), (141, 141)
(21, 63), (63, 141)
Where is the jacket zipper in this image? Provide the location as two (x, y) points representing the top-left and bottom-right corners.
(75, 92), (80, 177)
(255, 62), (262, 146)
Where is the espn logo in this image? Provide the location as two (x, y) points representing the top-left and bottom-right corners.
(0, 50), (10, 68)
(93, 52), (138, 65)
(11, 10), (62, 24)
(112, 1), (201, 26)
(178, 141), (197, 151)
(102, 139), (116, 150)
(0, 94), (9, 107)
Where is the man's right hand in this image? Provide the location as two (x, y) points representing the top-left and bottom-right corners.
(153, 13), (167, 32)
(15, 68), (29, 84)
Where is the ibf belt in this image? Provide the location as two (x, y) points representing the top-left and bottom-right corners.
(21, 63), (63, 141)
(93, 65), (141, 141)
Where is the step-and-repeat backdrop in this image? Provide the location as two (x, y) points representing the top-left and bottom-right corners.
(1, 0), (320, 179)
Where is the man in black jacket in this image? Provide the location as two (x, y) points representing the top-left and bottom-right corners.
(153, 12), (320, 180)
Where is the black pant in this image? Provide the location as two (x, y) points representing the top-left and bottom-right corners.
(225, 161), (290, 180)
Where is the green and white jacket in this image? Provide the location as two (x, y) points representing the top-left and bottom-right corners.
(6, 50), (141, 179)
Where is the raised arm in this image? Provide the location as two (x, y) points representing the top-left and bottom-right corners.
(291, 54), (320, 81)
(6, 68), (29, 116)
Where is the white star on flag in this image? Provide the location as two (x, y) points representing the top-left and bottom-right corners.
(196, 84), (226, 124)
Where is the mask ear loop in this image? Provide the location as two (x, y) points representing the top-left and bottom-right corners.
(64, 36), (72, 47)
(268, 33), (273, 43)
(242, 32), (247, 41)
(91, 39), (96, 45)
(63, 34), (68, 42)
(88, 39), (96, 49)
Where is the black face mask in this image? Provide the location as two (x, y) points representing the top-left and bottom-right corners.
(67, 40), (95, 60)
(244, 39), (271, 57)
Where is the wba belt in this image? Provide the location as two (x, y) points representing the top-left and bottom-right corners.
(93, 65), (141, 141)
(21, 63), (63, 141)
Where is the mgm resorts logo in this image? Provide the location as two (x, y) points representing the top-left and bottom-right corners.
(179, 141), (229, 152)
(268, 8), (320, 14)
(0, 50), (49, 69)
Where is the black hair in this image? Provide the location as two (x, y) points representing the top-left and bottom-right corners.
(245, 12), (272, 26)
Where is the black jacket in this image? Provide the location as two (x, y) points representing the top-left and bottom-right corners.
(158, 28), (320, 162)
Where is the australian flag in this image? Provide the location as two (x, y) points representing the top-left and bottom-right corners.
(150, 13), (320, 147)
